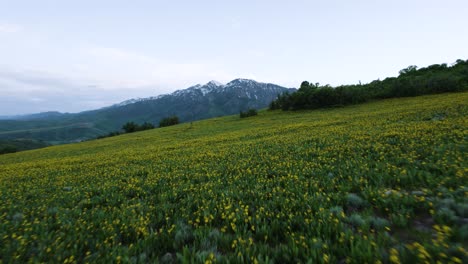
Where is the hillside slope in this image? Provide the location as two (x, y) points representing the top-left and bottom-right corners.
(0, 92), (467, 263)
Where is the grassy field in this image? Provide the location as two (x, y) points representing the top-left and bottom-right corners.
(0, 92), (467, 263)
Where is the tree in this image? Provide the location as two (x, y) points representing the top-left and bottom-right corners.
(0, 146), (17, 154)
(140, 122), (155, 130)
(299, 81), (310, 92)
(159, 116), (179, 127)
(240, 109), (258, 118)
(268, 58), (468, 111)
(399, 65), (418, 76)
(122, 122), (138, 133)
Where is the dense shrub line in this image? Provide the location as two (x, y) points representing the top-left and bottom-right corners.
(0, 146), (17, 154)
(159, 116), (180, 127)
(240, 109), (258, 118)
(270, 59), (468, 110)
(122, 121), (155, 133)
(97, 116), (180, 140)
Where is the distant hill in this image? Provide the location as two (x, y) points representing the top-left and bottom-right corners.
(0, 139), (49, 154)
(0, 111), (69, 121)
(0, 79), (295, 144)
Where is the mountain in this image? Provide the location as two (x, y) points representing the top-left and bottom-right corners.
(99, 79), (295, 124)
(0, 79), (295, 144)
(0, 111), (68, 121)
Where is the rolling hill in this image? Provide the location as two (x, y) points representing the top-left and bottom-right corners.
(0, 92), (466, 263)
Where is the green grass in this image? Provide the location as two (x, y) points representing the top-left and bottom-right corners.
(0, 92), (467, 263)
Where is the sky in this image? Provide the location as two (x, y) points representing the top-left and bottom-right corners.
(0, 0), (467, 115)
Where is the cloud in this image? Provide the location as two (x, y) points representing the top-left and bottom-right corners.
(81, 45), (233, 89)
(0, 68), (151, 115)
(28, 97), (46, 103)
(0, 62), (231, 115)
(0, 68), (82, 92)
(87, 47), (155, 65)
(0, 44), (236, 114)
(0, 23), (22, 33)
(229, 18), (242, 30)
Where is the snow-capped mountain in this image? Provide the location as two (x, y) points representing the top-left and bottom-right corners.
(113, 78), (294, 108)
(99, 78), (295, 128)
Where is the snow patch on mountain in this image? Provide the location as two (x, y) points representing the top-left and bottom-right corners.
(111, 78), (293, 108)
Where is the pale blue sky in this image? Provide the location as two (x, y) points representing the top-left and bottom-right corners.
(1, 0), (467, 115)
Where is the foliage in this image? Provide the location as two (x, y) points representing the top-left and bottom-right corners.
(0, 146), (17, 154)
(345, 193), (367, 209)
(159, 116), (180, 127)
(122, 121), (155, 133)
(0, 92), (467, 263)
(0, 139), (49, 155)
(239, 109), (258, 118)
(122, 121), (139, 133)
(140, 122), (155, 130)
(271, 59), (468, 110)
(96, 131), (122, 139)
(98, 122), (155, 139)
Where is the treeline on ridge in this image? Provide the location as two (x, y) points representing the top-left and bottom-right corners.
(97, 116), (180, 139)
(240, 109), (258, 118)
(270, 59), (468, 110)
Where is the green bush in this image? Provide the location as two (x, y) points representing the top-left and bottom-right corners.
(369, 216), (390, 230)
(122, 121), (139, 133)
(347, 214), (366, 227)
(240, 109), (258, 118)
(0, 146), (17, 155)
(97, 131), (122, 139)
(159, 116), (180, 127)
(346, 193), (367, 209)
(434, 207), (458, 225)
(122, 121), (156, 133)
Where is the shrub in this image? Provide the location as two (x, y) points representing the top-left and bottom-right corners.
(159, 116), (180, 127)
(434, 207), (458, 225)
(0, 146), (17, 155)
(369, 216), (390, 230)
(97, 131), (122, 139)
(122, 121), (156, 133)
(347, 214), (366, 227)
(346, 193), (367, 209)
(329, 206), (344, 216)
(122, 121), (139, 133)
(140, 122), (155, 130)
(240, 109), (258, 118)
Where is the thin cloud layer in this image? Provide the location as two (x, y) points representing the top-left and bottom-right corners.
(0, 1), (467, 115)
(0, 23), (21, 33)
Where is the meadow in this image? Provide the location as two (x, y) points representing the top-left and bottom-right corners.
(0, 92), (467, 263)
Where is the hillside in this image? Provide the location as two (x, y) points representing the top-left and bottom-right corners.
(0, 92), (467, 263)
(0, 139), (49, 154)
(0, 79), (294, 145)
(271, 59), (468, 111)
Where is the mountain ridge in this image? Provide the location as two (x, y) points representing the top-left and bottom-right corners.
(108, 78), (291, 108)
